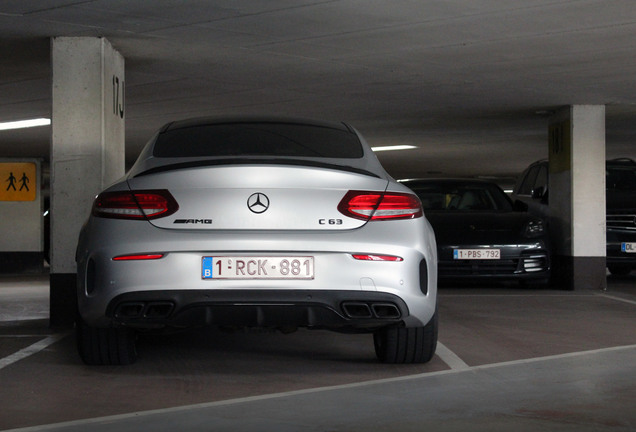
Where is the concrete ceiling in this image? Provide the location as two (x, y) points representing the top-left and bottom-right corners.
(2, 0), (636, 185)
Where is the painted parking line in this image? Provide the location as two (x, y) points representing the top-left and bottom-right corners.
(6, 343), (635, 432)
(0, 334), (470, 372)
(0, 333), (69, 371)
(436, 341), (470, 370)
(598, 293), (636, 306)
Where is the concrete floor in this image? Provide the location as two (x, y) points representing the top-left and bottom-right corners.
(0, 273), (635, 431)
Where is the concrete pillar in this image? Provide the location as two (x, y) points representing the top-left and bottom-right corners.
(548, 105), (606, 290)
(50, 37), (125, 326)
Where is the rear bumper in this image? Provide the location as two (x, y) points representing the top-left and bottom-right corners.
(437, 243), (550, 282)
(76, 217), (438, 329)
(606, 230), (636, 265)
(106, 289), (416, 331)
(606, 248), (636, 264)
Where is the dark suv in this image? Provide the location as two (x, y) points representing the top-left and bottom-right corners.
(512, 158), (636, 275)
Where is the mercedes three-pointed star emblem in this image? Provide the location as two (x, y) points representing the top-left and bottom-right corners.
(247, 192), (270, 214)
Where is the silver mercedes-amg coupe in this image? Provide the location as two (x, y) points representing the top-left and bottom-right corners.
(75, 117), (438, 365)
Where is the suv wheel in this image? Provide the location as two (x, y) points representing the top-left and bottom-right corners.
(373, 310), (438, 364)
(76, 317), (137, 365)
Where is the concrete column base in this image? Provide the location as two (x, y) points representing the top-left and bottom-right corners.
(551, 256), (606, 291)
(50, 273), (77, 328)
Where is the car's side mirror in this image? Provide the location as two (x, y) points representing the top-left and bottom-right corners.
(531, 186), (545, 200)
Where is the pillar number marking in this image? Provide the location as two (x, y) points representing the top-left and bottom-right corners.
(112, 75), (125, 119)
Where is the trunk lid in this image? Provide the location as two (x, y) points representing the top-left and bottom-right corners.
(126, 164), (389, 231)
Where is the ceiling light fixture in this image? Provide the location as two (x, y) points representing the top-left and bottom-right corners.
(371, 145), (417, 152)
(0, 118), (51, 131)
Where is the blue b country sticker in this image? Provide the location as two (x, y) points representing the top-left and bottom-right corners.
(202, 257), (214, 279)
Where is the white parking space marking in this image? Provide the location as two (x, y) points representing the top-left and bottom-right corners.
(436, 341), (470, 370)
(7, 343), (635, 432)
(598, 293), (636, 306)
(439, 293), (599, 298)
(0, 333), (68, 371)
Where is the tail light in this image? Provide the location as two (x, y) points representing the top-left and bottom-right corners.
(352, 254), (404, 261)
(92, 190), (178, 220)
(113, 254), (165, 261)
(338, 191), (423, 221)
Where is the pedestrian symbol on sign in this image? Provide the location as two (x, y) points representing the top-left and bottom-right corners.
(5, 172), (30, 192)
(19, 172), (29, 191)
(0, 163), (36, 201)
(6, 172), (16, 191)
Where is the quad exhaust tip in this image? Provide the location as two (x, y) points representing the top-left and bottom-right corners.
(115, 301), (175, 319)
(341, 302), (400, 319)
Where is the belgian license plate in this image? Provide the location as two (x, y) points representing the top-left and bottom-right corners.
(453, 249), (501, 260)
(202, 256), (314, 279)
(621, 243), (636, 253)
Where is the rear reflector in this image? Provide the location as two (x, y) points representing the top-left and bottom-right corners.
(93, 190), (178, 220)
(352, 254), (404, 262)
(338, 191), (423, 221)
(113, 254), (165, 261)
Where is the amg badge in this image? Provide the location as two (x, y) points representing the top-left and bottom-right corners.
(173, 219), (213, 224)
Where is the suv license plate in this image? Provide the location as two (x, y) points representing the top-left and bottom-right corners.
(621, 243), (636, 253)
(202, 256), (314, 279)
(453, 249), (501, 260)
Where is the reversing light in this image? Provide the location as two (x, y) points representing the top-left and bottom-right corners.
(113, 254), (165, 261)
(352, 254), (404, 262)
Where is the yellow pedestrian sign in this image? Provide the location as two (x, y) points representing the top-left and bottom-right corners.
(0, 162), (36, 201)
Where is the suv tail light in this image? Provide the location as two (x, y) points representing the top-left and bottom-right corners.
(338, 191), (423, 221)
(92, 190), (178, 220)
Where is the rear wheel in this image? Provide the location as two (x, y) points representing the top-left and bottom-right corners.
(374, 310), (438, 364)
(76, 317), (137, 365)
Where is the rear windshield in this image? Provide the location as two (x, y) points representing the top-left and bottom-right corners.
(607, 166), (636, 191)
(409, 183), (513, 212)
(153, 123), (364, 159)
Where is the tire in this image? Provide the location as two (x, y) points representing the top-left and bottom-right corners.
(76, 317), (137, 365)
(374, 310), (438, 364)
(607, 264), (632, 276)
